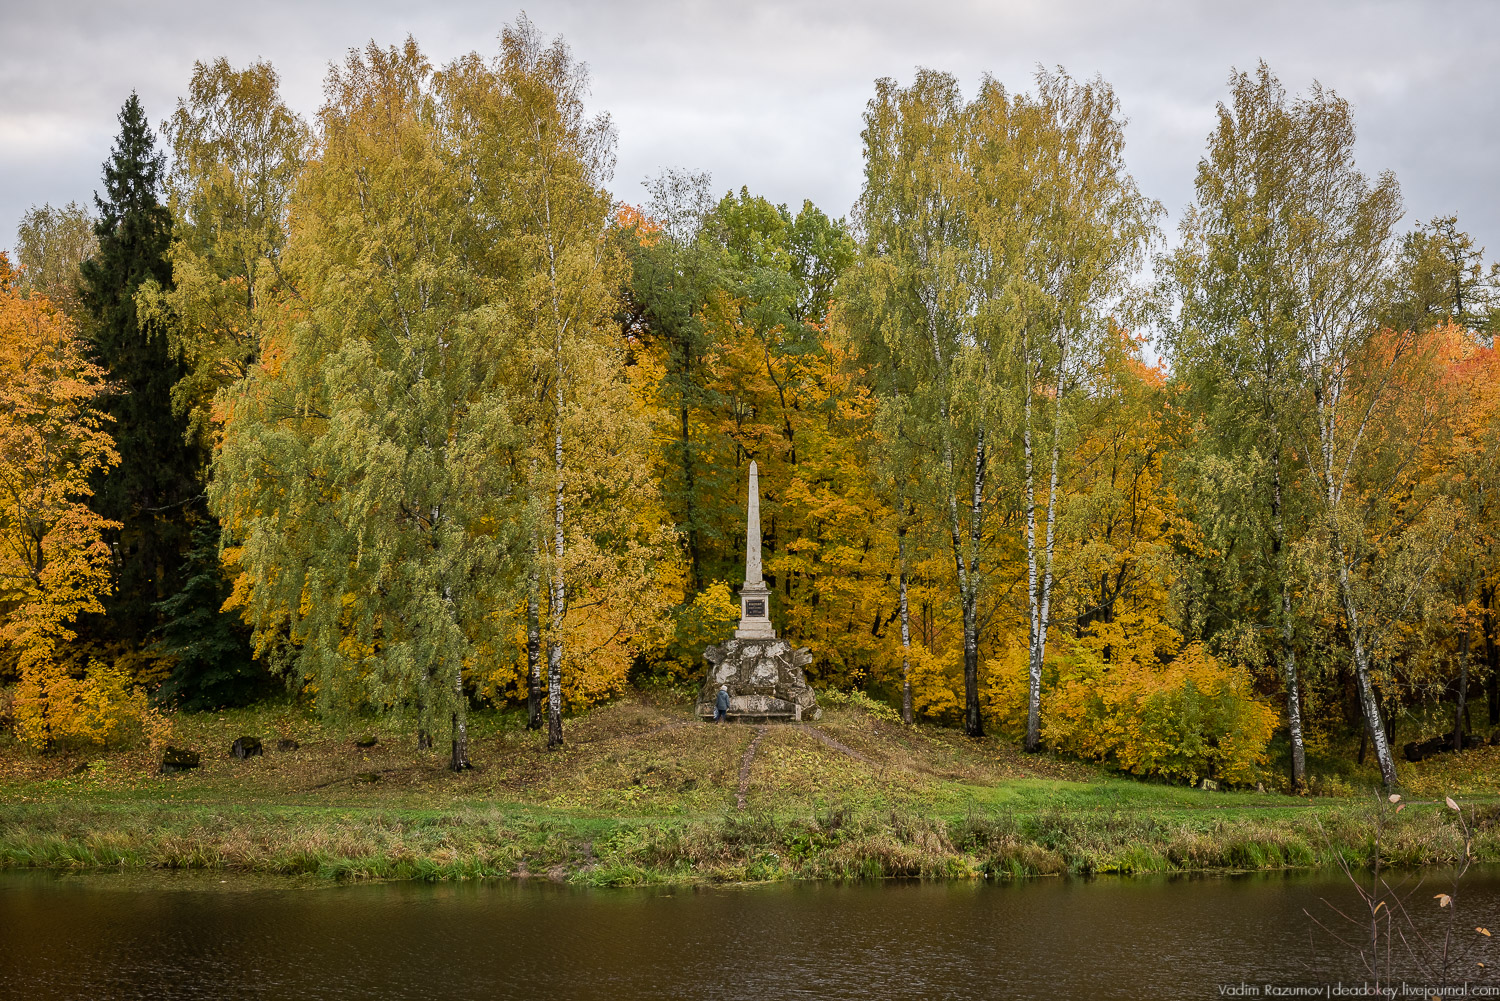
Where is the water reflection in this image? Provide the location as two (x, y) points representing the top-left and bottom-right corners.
(1, 869), (1496, 1000)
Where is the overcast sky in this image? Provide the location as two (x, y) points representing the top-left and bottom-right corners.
(3, 0), (1497, 268)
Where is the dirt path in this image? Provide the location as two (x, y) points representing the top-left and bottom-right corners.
(795, 724), (881, 769)
(736, 726), (768, 810)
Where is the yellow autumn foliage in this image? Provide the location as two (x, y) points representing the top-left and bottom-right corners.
(663, 580), (740, 677)
(0, 255), (125, 749)
(25, 659), (154, 748)
(1043, 638), (1276, 786)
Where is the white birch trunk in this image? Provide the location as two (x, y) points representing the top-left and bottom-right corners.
(897, 516), (913, 725)
(527, 537), (543, 731)
(547, 398), (566, 750)
(1024, 327), (1064, 753)
(1319, 389), (1397, 786)
(1023, 328), (1042, 751)
(962, 429), (986, 738)
(1272, 445), (1306, 789)
(927, 305), (982, 737)
(450, 658), (470, 770)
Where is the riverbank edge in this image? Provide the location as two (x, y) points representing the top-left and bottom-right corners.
(1, 799), (1494, 886)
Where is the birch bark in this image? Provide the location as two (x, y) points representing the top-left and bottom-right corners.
(1319, 386), (1398, 787)
(1023, 327), (1065, 752)
(526, 539), (543, 730)
(897, 515), (914, 725)
(1271, 444), (1306, 789)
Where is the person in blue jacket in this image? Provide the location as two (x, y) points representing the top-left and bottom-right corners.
(714, 685), (730, 722)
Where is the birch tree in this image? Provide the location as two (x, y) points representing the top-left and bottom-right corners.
(456, 18), (642, 748)
(851, 71), (994, 736)
(14, 202), (97, 319)
(992, 71), (1158, 753)
(1164, 65), (1321, 789)
(211, 40), (528, 769)
(1170, 64), (1405, 786)
(147, 57), (308, 448)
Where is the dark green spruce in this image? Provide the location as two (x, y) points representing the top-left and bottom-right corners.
(78, 93), (200, 654)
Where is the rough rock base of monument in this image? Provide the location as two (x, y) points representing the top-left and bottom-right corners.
(697, 638), (821, 722)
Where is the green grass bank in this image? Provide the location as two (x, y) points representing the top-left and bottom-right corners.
(3, 691), (1498, 885)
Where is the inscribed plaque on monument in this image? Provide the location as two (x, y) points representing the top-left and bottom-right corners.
(746, 599), (765, 618)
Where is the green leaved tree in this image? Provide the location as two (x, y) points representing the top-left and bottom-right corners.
(211, 40), (529, 769)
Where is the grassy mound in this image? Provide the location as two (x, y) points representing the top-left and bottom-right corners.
(2, 690), (1496, 883)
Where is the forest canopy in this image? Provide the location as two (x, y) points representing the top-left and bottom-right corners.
(4, 19), (1499, 790)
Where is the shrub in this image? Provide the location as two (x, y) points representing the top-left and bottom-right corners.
(15, 658), (157, 749)
(1043, 640), (1276, 785)
(818, 688), (903, 724)
(656, 581), (739, 681)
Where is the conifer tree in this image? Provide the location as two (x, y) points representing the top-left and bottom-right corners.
(78, 93), (198, 652)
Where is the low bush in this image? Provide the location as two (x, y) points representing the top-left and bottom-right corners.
(1042, 640), (1276, 786)
(817, 688), (903, 724)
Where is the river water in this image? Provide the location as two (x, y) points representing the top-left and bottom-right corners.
(2, 869), (1497, 1000)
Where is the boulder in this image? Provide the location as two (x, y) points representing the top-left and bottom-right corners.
(355, 735), (378, 748)
(231, 736), (262, 760)
(276, 738), (300, 752)
(160, 746), (201, 773)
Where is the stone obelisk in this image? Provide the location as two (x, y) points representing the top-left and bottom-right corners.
(697, 460), (819, 721)
(736, 461), (775, 639)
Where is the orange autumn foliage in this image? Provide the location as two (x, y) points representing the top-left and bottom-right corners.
(0, 253), (130, 748)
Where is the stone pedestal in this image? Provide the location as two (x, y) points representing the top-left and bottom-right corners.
(697, 638), (820, 722)
(736, 580), (774, 640)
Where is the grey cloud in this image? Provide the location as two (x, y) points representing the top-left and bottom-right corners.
(3, 0), (1497, 263)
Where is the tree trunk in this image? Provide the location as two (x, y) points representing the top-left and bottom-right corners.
(526, 543), (543, 731)
(450, 662), (471, 771)
(1282, 584), (1306, 789)
(1484, 586), (1499, 727)
(1271, 445), (1306, 790)
(1454, 627), (1471, 753)
(1024, 333), (1065, 754)
(897, 518), (913, 726)
(961, 430), (986, 738)
(962, 585), (981, 737)
(1320, 389), (1396, 785)
(1336, 545), (1398, 787)
(416, 664), (434, 751)
(547, 415), (566, 750)
(1028, 363), (1065, 752)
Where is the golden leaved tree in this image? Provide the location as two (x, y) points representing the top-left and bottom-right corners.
(0, 254), (128, 748)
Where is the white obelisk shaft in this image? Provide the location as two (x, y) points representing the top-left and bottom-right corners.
(736, 460), (775, 639)
(745, 461), (763, 585)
